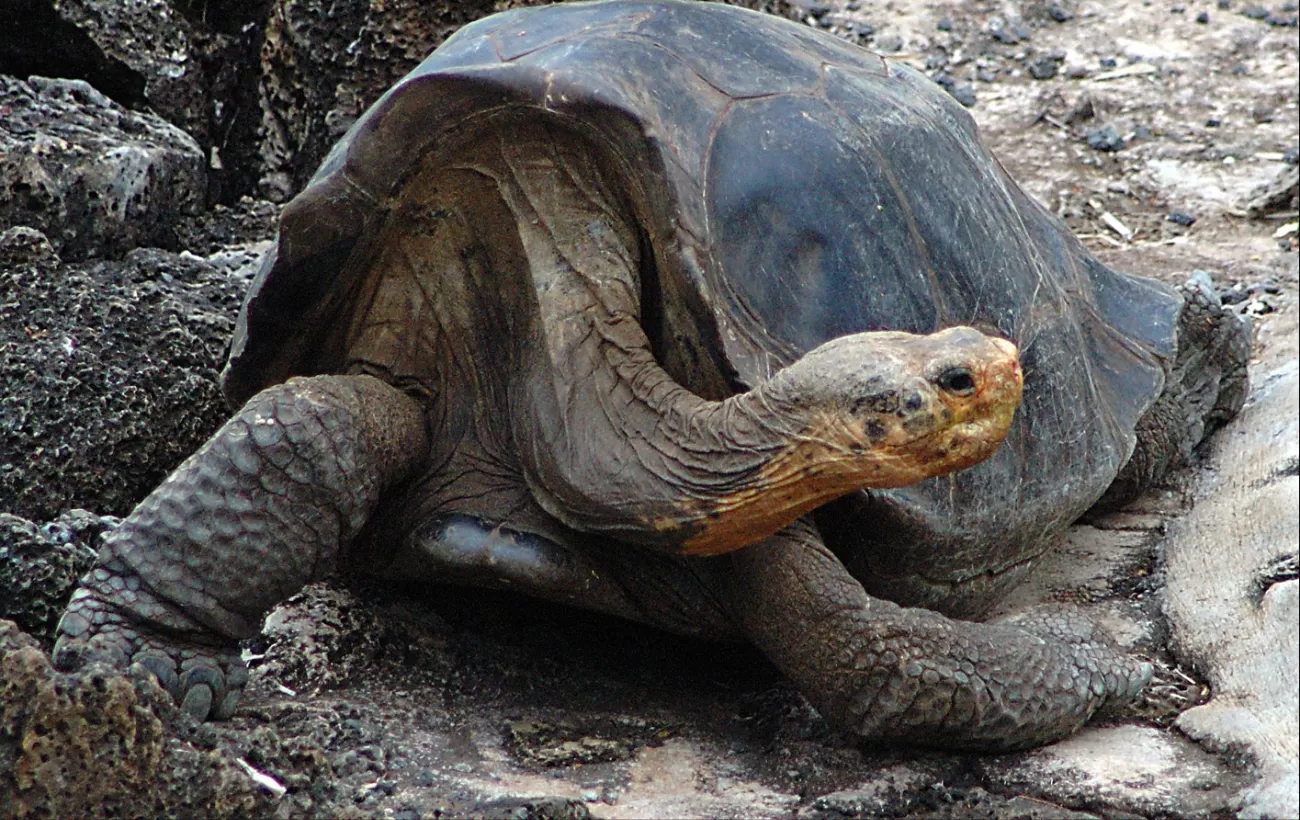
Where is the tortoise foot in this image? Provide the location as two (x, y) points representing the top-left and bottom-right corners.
(54, 587), (247, 721)
(995, 606), (1152, 705)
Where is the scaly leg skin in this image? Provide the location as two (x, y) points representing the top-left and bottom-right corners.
(727, 520), (1151, 751)
(1097, 273), (1251, 509)
(53, 374), (428, 720)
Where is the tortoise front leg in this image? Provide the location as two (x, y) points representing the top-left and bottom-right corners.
(727, 520), (1151, 751)
(54, 374), (427, 720)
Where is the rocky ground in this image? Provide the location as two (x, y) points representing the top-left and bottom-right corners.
(1, 0), (1296, 818)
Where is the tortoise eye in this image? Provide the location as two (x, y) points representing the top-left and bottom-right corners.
(935, 367), (977, 396)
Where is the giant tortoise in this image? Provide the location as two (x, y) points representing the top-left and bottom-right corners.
(55, 0), (1248, 750)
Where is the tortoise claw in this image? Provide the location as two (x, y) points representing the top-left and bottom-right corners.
(179, 678), (215, 721)
(133, 652), (182, 700)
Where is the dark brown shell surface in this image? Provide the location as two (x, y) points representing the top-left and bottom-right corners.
(221, 0), (1182, 612)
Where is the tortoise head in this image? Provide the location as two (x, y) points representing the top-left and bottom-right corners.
(763, 325), (1023, 489)
(678, 326), (1021, 556)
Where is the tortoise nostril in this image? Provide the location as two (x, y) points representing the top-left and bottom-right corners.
(936, 367), (977, 396)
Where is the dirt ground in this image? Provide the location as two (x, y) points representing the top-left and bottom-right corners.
(2, 0), (1297, 818)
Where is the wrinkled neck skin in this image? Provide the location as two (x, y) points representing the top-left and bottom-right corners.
(611, 329), (1020, 555)
(523, 307), (1020, 556)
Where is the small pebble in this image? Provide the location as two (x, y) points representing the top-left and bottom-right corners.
(1283, 145), (1298, 164)
(1048, 3), (1074, 21)
(926, 54), (949, 70)
(1221, 286), (1249, 305)
(977, 68), (999, 82)
(1029, 55), (1061, 79)
(875, 33), (904, 52)
(1205, 117), (1222, 127)
(1218, 0), (1231, 6)
(1133, 124), (1152, 140)
(950, 83), (977, 107)
(1167, 210), (1197, 226)
(789, 0), (831, 15)
(1067, 95), (1096, 122)
(1267, 12), (1298, 25)
(1086, 124), (1125, 151)
(1196, 10), (1211, 21)
(936, 16), (953, 30)
(1253, 106), (1275, 123)
(934, 75), (977, 106)
(1242, 5), (1270, 18)
(1099, 56), (1118, 68)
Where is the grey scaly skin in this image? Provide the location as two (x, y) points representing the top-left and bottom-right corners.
(727, 520), (1148, 751)
(55, 375), (427, 720)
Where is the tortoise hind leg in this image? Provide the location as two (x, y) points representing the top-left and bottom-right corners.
(727, 519), (1150, 750)
(1095, 274), (1250, 510)
(54, 374), (428, 720)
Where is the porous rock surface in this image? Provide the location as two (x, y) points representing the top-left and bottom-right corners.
(0, 511), (102, 644)
(0, 619), (267, 818)
(0, 76), (205, 260)
(0, 223), (255, 522)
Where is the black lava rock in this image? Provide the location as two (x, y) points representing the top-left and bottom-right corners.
(1221, 287), (1250, 305)
(950, 84), (977, 107)
(935, 75), (977, 107)
(1029, 55), (1062, 79)
(1085, 124), (1125, 152)
(0, 511), (104, 644)
(1167, 211), (1197, 226)
(1048, 3), (1074, 22)
(1197, 10), (1211, 22)
(989, 24), (1021, 43)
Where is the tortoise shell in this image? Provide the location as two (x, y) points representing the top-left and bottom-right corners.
(223, 0), (1180, 614)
